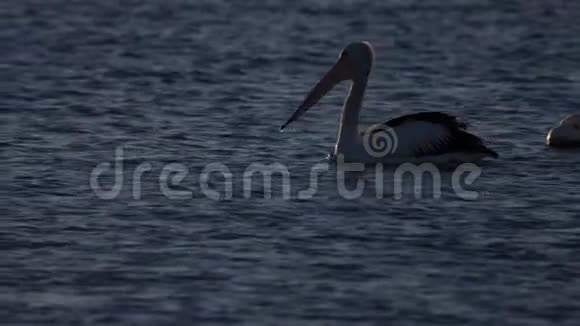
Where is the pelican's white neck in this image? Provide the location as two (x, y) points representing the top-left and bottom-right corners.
(336, 77), (368, 153)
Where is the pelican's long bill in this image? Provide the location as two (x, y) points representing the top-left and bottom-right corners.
(280, 57), (349, 130)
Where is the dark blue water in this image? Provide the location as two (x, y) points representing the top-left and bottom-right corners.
(2, 0), (580, 324)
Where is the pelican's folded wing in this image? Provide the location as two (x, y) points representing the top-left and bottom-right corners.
(362, 112), (498, 158)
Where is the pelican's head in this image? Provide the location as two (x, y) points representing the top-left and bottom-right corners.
(560, 114), (580, 129)
(281, 42), (375, 130)
(340, 41), (374, 78)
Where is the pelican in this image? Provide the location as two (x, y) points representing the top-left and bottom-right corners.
(281, 41), (498, 163)
(546, 114), (580, 147)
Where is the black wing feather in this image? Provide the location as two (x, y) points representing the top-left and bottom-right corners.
(368, 112), (498, 158)
(383, 112), (467, 130)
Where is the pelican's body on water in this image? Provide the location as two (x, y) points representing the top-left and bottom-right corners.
(547, 114), (580, 148)
(281, 42), (498, 163)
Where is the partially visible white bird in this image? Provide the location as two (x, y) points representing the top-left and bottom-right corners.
(547, 114), (580, 148)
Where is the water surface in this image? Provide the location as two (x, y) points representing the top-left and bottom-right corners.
(2, 0), (580, 324)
